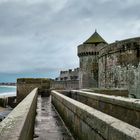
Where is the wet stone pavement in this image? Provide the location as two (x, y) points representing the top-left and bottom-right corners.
(34, 95), (74, 140)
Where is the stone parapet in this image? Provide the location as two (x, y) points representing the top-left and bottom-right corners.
(0, 88), (38, 140)
(78, 43), (103, 57)
(99, 37), (140, 58)
(51, 90), (140, 140)
(17, 78), (50, 103)
(70, 90), (140, 128)
(51, 80), (79, 90)
(98, 37), (140, 98)
(81, 88), (128, 97)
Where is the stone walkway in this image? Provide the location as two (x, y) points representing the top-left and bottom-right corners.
(34, 96), (74, 140)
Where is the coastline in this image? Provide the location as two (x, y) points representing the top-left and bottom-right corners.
(0, 107), (12, 121)
(0, 86), (17, 121)
(0, 85), (16, 97)
(0, 85), (16, 88)
(0, 91), (16, 97)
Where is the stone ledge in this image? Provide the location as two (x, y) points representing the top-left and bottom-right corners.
(72, 90), (140, 111)
(0, 88), (38, 140)
(82, 88), (128, 97)
(51, 90), (140, 140)
(99, 37), (140, 58)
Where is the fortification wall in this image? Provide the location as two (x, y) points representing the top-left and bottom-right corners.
(51, 90), (140, 140)
(81, 88), (128, 97)
(79, 55), (98, 88)
(17, 78), (50, 103)
(0, 88), (38, 140)
(51, 80), (79, 90)
(78, 43), (105, 89)
(78, 43), (104, 56)
(58, 68), (79, 81)
(99, 37), (140, 98)
(70, 90), (140, 128)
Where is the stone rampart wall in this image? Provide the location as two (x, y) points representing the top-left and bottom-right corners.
(51, 90), (140, 140)
(0, 88), (38, 140)
(70, 90), (140, 128)
(17, 78), (50, 103)
(98, 37), (140, 98)
(99, 37), (140, 57)
(51, 80), (79, 90)
(81, 88), (128, 97)
(78, 43), (104, 56)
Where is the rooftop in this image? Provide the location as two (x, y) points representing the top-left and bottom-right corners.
(84, 30), (107, 44)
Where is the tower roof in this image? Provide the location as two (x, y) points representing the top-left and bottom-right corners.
(84, 30), (107, 44)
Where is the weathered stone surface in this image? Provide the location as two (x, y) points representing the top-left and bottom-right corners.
(51, 80), (79, 90)
(34, 95), (74, 140)
(77, 31), (140, 98)
(98, 37), (140, 98)
(71, 90), (140, 128)
(51, 90), (140, 140)
(82, 88), (128, 97)
(77, 31), (107, 89)
(17, 78), (50, 103)
(0, 88), (38, 140)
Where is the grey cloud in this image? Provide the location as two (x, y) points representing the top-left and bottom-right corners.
(0, 0), (140, 79)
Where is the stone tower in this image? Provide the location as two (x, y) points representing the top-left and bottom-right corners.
(78, 30), (107, 89)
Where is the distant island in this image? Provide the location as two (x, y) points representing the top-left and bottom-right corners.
(0, 82), (16, 86)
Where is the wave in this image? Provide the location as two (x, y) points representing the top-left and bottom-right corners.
(0, 92), (16, 97)
(0, 85), (16, 88)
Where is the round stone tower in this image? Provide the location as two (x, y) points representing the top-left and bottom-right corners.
(78, 30), (107, 89)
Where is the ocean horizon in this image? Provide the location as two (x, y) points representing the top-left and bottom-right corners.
(0, 86), (16, 97)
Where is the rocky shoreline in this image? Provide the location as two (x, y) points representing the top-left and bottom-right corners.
(0, 95), (17, 121)
(0, 107), (12, 121)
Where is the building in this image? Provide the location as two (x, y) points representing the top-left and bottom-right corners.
(98, 37), (140, 98)
(78, 30), (107, 88)
(52, 68), (79, 90)
(53, 30), (140, 98)
(55, 68), (79, 81)
(78, 30), (140, 98)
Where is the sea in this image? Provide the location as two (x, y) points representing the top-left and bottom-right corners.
(0, 86), (16, 97)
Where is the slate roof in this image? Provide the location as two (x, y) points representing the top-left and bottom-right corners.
(84, 30), (107, 44)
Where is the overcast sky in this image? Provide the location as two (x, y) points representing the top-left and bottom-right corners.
(0, 0), (140, 82)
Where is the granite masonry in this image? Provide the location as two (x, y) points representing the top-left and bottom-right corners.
(78, 30), (107, 88)
(98, 37), (140, 98)
(17, 78), (50, 103)
(53, 30), (140, 98)
(78, 31), (140, 98)
(51, 68), (79, 90)
(1, 30), (140, 140)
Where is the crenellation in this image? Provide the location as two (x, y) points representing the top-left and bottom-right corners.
(52, 68), (79, 90)
(78, 30), (107, 88)
(76, 31), (140, 98)
(98, 37), (140, 98)
(2, 29), (140, 140)
(99, 37), (140, 58)
(56, 68), (79, 81)
(53, 30), (140, 98)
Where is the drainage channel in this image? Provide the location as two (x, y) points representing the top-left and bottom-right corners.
(34, 95), (74, 140)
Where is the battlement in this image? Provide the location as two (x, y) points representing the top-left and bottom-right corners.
(60, 68), (79, 74)
(55, 68), (79, 81)
(77, 43), (104, 57)
(99, 37), (140, 58)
